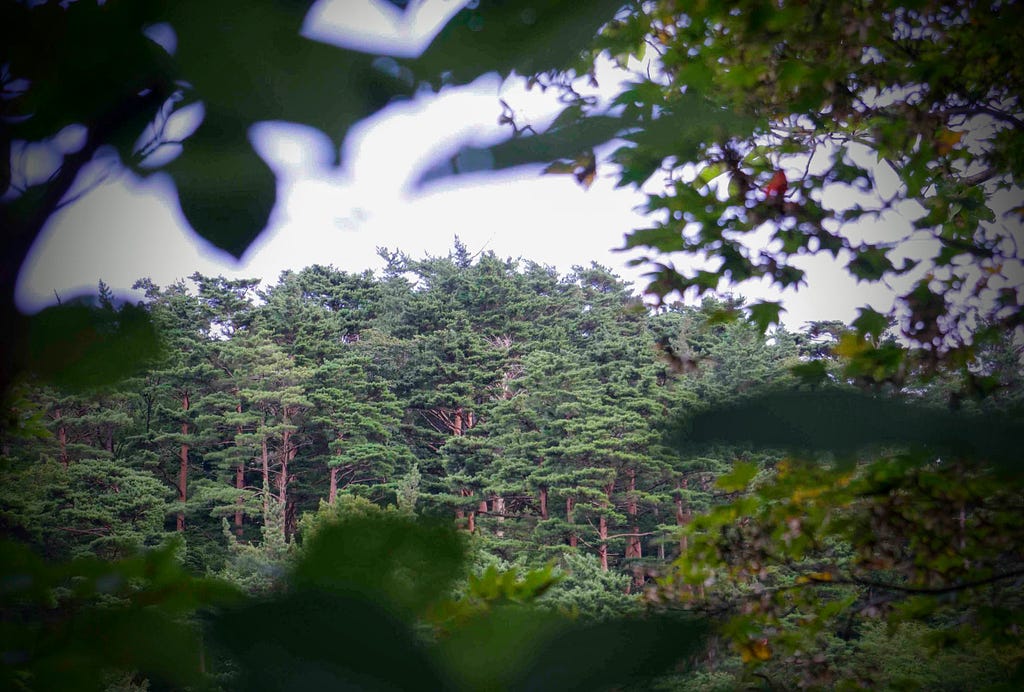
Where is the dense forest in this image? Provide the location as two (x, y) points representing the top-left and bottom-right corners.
(4, 0), (1023, 688)
(3, 243), (1022, 689)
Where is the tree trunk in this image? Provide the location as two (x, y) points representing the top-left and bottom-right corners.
(675, 479), (691, 555)
(285, 496), (297, 542)
(493, 495), (505, 538)
(281, 428), (298, 540)
(598, 514), (609, 571)
(566, 496), (577, 547)
(539, 487), (548, 520)
(279, 428), (290, 506)
(328, 466), (339, 505)
(55, 407), (68, 468)
(234, 460), (245, 537)
(177, 392), (190, 532)
(598, 481), (614, 571)
(457, 487), (469, 527)
(234, 402), (244, 536)
(625, 468), (642, 559)
(260, 432), (270, 516)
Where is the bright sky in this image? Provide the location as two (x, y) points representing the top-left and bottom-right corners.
(16, 0), (926, 331)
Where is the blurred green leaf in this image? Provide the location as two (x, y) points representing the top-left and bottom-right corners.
(747, 300), (784, 332)
(436, 606), (707, 692)
(210, 589), (456, 691)
(789, 359), (830, 386)
(411, 0), (624, 86)
(847, 245), (894, 282)
(167, 108), (277, 259)
(716, 461), (759, 491)
(0, 540), (237, 691)
(26, 301), (162, 391)
(291, 514), (466, 617)
(685, 389), (1024, 470)
(851, 306), (890, 342)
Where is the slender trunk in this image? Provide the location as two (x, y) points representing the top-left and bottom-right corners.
(566, 496), (577, 548)
(279, 428), (290, 506)
(285, 497), (297, 543)
(177, 392), (190, 532)
(260, 431), (270, 516)
(328, 466), (339, 505)
(493, 495), (505, 538)
(467, 510), (475, 533)
(625, 468), (642, 559)
(234, 405), (244, 536)
(478, 499), (488, 514)
(55, 407), (68, 468)
(598, 514), (609, 571)
(280, 425), (299, 541)
(599, 481), (614, 572)
(539, 486), (548, 520)
(234, 460), (245, 537)
(453, 407), (463, 436)
(328, 429), (345, 505)
(456, 487), (469, 527)
(675, 479), (691, 555)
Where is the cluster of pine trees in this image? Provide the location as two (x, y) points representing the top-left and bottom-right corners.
(1, 243), (797, 588)
(4, 243), (1021, 689)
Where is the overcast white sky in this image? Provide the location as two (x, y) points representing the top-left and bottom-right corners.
(16, 0), (925, 330)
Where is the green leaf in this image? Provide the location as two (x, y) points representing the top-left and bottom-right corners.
(26, 301), (162, 390)
(291, 514), (466, 617)
(411, 0), (625, 87)
(716, 461), (760, 492)
(211, 589), (455, 692)
(695, 162), (725, 188)
(789, 359), (830, 386)
(437, 607), (707, 692)
(154, 1), (403, 252)
(851, 306), (890, 342)
(847, 245), (895, 282)
(747, 300), (784, 332)
(684, 389), (1024, 470)
(167, 109), (277, 258)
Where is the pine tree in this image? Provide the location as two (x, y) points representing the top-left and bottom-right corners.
(305, 349), (412, 506)
(134, 278), (218, 535)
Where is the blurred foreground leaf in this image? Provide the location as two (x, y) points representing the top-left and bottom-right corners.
(292, 514), (466, 617)
(25, 301), (162, 391)
(0, 539), (238, 691)
(437, 606), (707, 691)
(412, 0), (624, 87)
(210, 589), (456, 692)
(211, 513), (706, 691)
(685, 389), (1024, 469)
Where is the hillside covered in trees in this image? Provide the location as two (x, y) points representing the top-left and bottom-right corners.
(3, 244), (1022, 689)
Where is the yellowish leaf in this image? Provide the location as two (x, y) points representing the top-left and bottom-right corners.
(834, 332), (869, 359)
(935, 129), (964, 155)
(739, 638), (772, 662)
